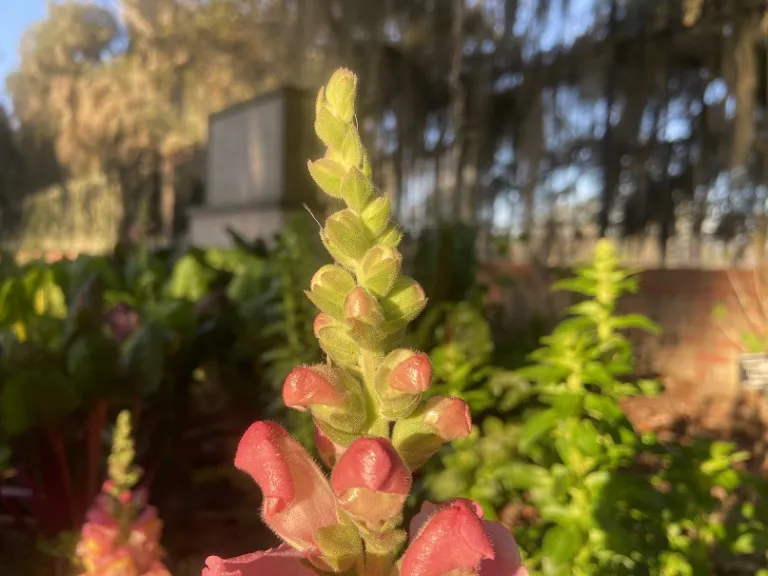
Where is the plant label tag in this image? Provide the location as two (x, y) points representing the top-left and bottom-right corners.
(739, 353), (768, 391)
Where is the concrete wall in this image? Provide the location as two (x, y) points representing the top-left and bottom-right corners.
(485, 263), (767, 398)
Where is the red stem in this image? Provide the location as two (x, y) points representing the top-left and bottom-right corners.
(44, 426), (76, 528)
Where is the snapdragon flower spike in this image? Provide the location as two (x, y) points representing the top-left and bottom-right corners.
(234, 421), (363, 571)
(331, 437), (411, 533)
(202, 67), (527, 576)
(392, 396), (473, 470)
(399, 499), (494, 576)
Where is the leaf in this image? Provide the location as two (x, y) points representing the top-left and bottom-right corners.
(519, 409), (560, 453)
(0, 369), (80, 435)
(612, 313), (661, 335)
(541, 524), (583, 568)
(495, 462), (552, 490)
(167, 254), (216, 301)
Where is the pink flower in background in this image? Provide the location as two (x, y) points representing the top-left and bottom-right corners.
(104, 303), (140, 344)
(76, 490), (171, 576)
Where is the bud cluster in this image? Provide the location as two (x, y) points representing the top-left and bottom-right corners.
(205, 69), (517, 576)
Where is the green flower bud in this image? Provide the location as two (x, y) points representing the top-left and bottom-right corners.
(378, 223), (403, 248)
(306, 265), (356, 319)
(314, 313), (359, 370)
(375, 350), (432, 419)
(340, 166), (374, 214)
(341, 126), (364, 169)
(315, 106), (347, 150)
(380, 277), (427, 324)
(361, 196), (391, 237)
(358, 246), (402, 298)
(307, 157), (345, 199)
(321, 210), (373, 270)
(324, 68), (357, 124)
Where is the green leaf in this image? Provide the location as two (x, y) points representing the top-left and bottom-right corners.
(0, 369), (80, 435)
(494, 462), (552, 490)
(541, 524), (583, 568)
(612, 313), (661, 335)
(519, 409), (560, 453)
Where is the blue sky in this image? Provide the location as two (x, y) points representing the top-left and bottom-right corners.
(0, 0), (48, 106)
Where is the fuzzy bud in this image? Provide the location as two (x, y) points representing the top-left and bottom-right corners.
(306, 265), (356, 319)
(374, 350), (432, 419)
(361, 196), (391, 237)
(358, 245), (402, 298)
(399, 499), (494, 576)
(331, 437), (412, 533)
(392, 396), (472, 470)
(378, 223), (403, 248)
(340, 166), (374, 214)
(307, 157), (346, 199)
(340, 126), (364, 169)
(313, 313), (358, 370)
(282, 365), (367, 434)
(314, 105), (348, 151)
(324, 68), (357, 124)
(344, 287), (385, 326)
(321, 210), (372, 270)
(380, 276), (428, 325)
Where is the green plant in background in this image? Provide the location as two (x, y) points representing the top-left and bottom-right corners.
(422, 239), (768, 575)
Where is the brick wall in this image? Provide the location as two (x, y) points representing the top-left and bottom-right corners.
(484, 263), (768, 398)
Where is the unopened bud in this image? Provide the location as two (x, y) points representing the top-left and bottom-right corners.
(307, 157), (346, 199)
(315, 106), (347, 150)
(374, 350), (432, 419)
(344, 287), (385, 325)
(331, 437), (412, 533)
(392, 396), (472, 470)
(359, 246), (402, 298)
(322, 210), (372, 270)
(340, 166), (374, 214)
(343, 287), (402, 349)
(361, 196), (391, 237)
(282, 365), (367, 434)
(381, 277), (427, 324)
(324, 68), (357, 124)
(313, 313), (359, 370)
(378, 223), (403, 248)
(306, 265), (356, 319)
(341, 127), (364, 169)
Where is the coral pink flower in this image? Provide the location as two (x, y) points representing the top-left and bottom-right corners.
(408, 501), (529, 576)
(233, 421), (342, 555)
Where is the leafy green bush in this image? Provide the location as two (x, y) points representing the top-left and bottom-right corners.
(423, 239), (768, 575)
